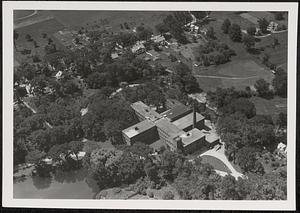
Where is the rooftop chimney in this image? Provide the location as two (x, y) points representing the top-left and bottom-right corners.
(193, 101), (197, 129)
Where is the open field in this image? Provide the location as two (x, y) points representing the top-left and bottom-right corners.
(248, 11), (288, 26)
(192, 11), (285, 91)
(14, 10), (36, 20)
(256, 31), (288, 71)
(14, 18), (65, 64)
(195, 59), (273, 91)
(250, 96), (287, 119)
(49, 11), (170, 33)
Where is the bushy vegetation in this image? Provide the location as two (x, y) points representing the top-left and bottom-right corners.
(195, 40), (236, 66)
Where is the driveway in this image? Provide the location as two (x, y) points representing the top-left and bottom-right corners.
(200, 143), (245, 180)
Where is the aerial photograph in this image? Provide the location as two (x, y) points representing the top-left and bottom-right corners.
(13, 10), (288, 200)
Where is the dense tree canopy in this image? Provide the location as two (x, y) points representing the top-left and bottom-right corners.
(221, 19), (231, 34)
(254, 78), (271, 98)
(228, 24), (242, 42)
(272, 68), (287, 98)
(258, 18), (270, 34)
(171, 63), (201, 94)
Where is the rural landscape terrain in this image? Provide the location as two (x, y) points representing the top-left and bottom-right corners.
(13, 10), (287, 200)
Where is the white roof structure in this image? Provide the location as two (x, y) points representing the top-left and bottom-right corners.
(277, 142), (287, 153)
(80, 107), (89, 116)
(151, 35), (166, 43)
(111, 52), (119, 59)
(131, 41), (145, 53)
(55, 71), (63, 79)
(70, 151), (86, 161)
(41, 157), (53, 165)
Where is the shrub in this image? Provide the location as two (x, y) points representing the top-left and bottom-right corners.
(147, 190), (154, 198)
(162, 190), (174, 200)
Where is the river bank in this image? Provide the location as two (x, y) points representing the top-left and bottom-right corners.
(13, 163), (35, 181)
(13, 168), (99, 199)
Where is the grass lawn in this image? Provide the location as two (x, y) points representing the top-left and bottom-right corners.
(14, 18), (65, 64)
(256, 31), (288, 71)
(248, 11), (288, 26)
(191, 11), (284, 91)
(250, 96), (287, 119)
(14, 10), (36, 19)
(194, 56), (273, 91)
(49, 11), (170, 33)
(200, 155), (231, 173)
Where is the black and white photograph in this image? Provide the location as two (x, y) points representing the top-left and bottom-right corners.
(2, 1), (297, 211)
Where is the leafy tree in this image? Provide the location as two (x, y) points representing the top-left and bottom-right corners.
(219, 175), (251, 200)
(118, 142), (153, 158)
(115, 32), (138, 47)
(274, 12), (284, 21)
(254, 78), (271, 98)
(247, 173), (286, 200)
(206, 27), (216, 40)
(44, 44), (57, 54)
(190, 11), (208, 20)
(258, 18), (270, 34)
(136, 25), (153, 41)
(272, 68), (287, 97)
(48, 143), (70, 161)
(173, 11), (192, 25)
(221, 98), (256, 118)
(162, 191), (175, 200)
(207, 87), (240, 109)
(64, 117), (84, 140)
(25, 150), (46, 164)
(159, 150), (185, 181)
(155, 23), (169, 34)
(15, 62), (37, 81)
(14, 30), (19, 51)
(261, 53), (270, 65)
(242, 34), (255, 51)
(144, 161), (159, 183)
(171, 63), (201, 94)
(249, 114), (273, 126)
(221, 18), (231, 34)
(273, 38), (279, 47)
(68, 141), (84, 160)
(174, 158), (220, 200)
(162, 14), (188, 44)
(247, 26), (257, 36)
(228, 24), (242, 42)
(86, 72), (108, 89)
(103, 119), (122, 145)
(235, 146), (264, 174)
(13, 138), (28, 165)
(276, 112), (287, 129)
(25, 34), (33, 42)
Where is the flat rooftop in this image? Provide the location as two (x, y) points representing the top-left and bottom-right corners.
(160, 104), (192, 121)
(155, 118), (184, 139)
(122, 119), (156, 138)
(180, 128), (206, 147)
(205, 131), (219, 143)
(131, 101), (162, 122)
(165, 99), (184, 108)
(172, 112), (205, 130)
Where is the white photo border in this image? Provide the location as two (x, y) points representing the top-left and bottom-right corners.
(2, 1), (298, 210)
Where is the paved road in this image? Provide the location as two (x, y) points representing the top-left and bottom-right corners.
(15, 10), (37, 21)
(200, 143), (245, 180)
(194, 75), (258, 80)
